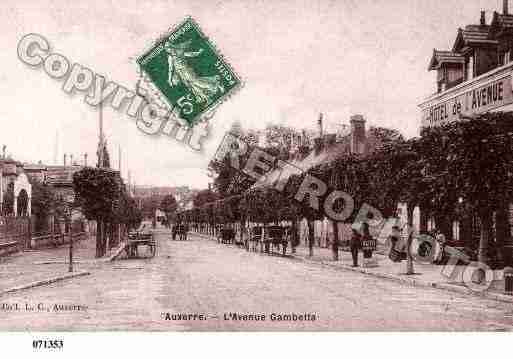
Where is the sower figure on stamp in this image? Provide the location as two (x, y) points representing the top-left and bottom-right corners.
(164, 39), (224, 105)
(350, 228), (361, 267)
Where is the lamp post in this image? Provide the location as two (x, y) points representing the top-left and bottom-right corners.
(58, 194), (75, 273)
(68, 207), (73, 273)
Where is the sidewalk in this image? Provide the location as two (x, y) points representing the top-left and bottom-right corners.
(191, 231), (513, 303)
(0, 236), (98, 295)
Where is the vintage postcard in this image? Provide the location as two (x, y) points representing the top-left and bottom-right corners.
(2, 0), (513, 356)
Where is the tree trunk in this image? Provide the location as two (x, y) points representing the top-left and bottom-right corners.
(291, 219), (298, 254)
(331, 220), (339, 261)
(406, 205), (415, 275)
(105, 222), (111, 252)
(101, 221), (107, 257)
(435, 214), (453, 242)
(495, 202), (508, 268)
(307, 219), (314, 257)
(461, 205), (474, 253)
(95, 218), (102, 258)
(419, 205), (428, 234)
(478, 211), (493, 265)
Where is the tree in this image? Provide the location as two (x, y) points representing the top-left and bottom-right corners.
(31, 181), (56, 232)
(2, 182), (14, 216)
(160, 194), (178, 224)
(116, 189), (142, 231)
(73, 167), (120, 257)
(419, 114), (513, 266)
(138, 195), (162, 219)
(193, 189), (218, 208)
(367, 126), (405, 150)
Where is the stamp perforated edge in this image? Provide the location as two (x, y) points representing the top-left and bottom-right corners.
(135, 16), (245, 128)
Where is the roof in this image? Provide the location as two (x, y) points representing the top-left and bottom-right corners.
(45, 166), (84, 186)
(23, 163), (47, 171)
(489, 11), (513, 37)
(453, 25), (498, 52)
(428, 49), (465, 70)
(252, 139), (351, 189)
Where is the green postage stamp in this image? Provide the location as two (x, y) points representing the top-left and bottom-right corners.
(137, 17), (241, 126)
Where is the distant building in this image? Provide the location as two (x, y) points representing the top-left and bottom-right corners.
(133, 185), (198, 212)
(0, 157), (32, 217)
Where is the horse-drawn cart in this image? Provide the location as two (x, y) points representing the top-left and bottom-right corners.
(126, 231), (156, 258)
(264, 225), (288, 256)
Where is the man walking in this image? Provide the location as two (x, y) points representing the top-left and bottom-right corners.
(172, 223), (178, 241)
(350, 228), (361, 267)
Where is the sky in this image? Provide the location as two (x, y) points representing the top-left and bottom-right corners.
(0, 0), (505, 188)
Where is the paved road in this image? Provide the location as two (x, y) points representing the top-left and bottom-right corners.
(1, 232), (513, 331)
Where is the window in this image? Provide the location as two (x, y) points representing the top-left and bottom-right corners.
(509, 204), (513, 237)
(499, 51), (505, 66)
(466, 55), (474, 80)
(453, 221), (460, 242)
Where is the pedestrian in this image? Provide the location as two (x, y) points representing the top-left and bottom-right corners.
(183, 223), (189, 241)
(179, 224), (184, 241)
(388, 225), (402, 262)
(388, 225), (401, 250)
(362, 222), (374, 260)
(172, 223), (178, 241)
(350, 228), (361, 267)
(433, 230), (446, 264)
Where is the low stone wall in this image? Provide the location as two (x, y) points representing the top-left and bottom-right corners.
(30, 232), (87, 250)
(0, 241), (20, 257)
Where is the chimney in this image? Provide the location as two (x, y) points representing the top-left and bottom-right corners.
(480, 10), (486, 25)
(505, 0), (509, 15)
(70, 154), (74, 165)
(63, 153), (67, 166)
(84, 153), (88, 166)
(350, 114), (366, 154)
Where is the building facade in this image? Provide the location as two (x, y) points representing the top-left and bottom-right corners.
(0, 157), (32, 217)
(420, 2), (513, 128)
(419, 1), (513, 264)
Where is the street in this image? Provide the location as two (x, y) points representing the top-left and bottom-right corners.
(1, 232), (513, 331)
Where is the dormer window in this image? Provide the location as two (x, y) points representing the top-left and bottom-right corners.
(428, 49), (465, 93)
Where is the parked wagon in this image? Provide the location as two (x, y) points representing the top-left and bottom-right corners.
(178, 224), (189, 241)
(265, 225), (288, 256)
(221, 228), (235, 244)
(249, 226), (263, 252)
(126, 230), (156, 258)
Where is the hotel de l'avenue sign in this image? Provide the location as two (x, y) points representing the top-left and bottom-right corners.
(420, 72), (513, 128)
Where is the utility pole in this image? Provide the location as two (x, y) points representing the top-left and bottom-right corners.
(118, 145), (122, 173)
(68, 209), (73, 273)
(128, 170), (132, 196)
(98, 101), (104, 168)
(54, 131), (59, 165)
(0, 165), (3, 215)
